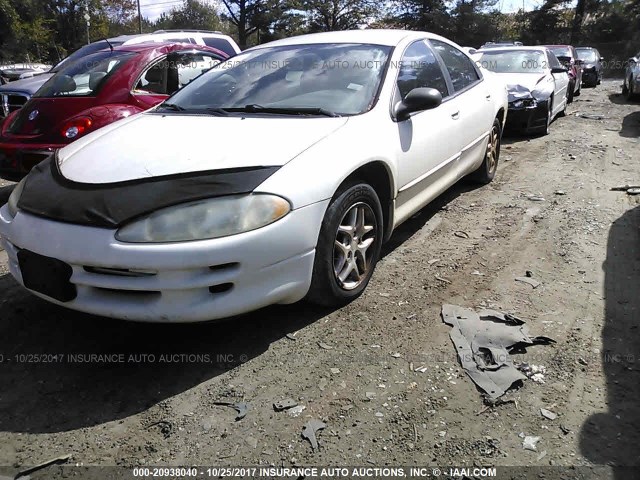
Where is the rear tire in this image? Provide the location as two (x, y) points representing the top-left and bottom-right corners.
(469, 118), (501, 184)
(567, 81), (575, 103)
(306, 182), (384, 307)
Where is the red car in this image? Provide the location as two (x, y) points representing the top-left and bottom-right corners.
(0, 42), (227, 180)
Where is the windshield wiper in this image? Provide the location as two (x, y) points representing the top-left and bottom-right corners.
(224, 104), (340, 117)
(157, 102), (185, 112)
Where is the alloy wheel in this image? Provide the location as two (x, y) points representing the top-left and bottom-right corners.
(333, 202), (377, 290)
(486, 124), (499, 175)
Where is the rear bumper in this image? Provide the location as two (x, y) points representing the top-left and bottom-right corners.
(0, 141), (60, 180)
(504, 100), (549, 134)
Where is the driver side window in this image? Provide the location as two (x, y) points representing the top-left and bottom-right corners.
(397, 40), (449, 100)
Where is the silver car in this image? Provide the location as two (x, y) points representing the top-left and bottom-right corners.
(623, 50), (640, 100)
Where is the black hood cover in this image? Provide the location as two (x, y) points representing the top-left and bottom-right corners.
(18, 155), (280, 229)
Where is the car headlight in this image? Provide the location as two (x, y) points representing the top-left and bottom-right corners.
(115, 193), (291, 243)
(510, 98), (537, 109)
(7, 177), (27, 219)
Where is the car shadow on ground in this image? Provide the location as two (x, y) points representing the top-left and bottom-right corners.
(579, 205), (640, 473)
(619, 111), (640, 138)
(0, 275), (333, 434)
(0, 178), (486, 434)
(381, 179), (485, 257)
(608, 92), (637, 106)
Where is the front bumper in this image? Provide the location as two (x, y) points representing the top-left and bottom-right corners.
(0, 200), (329, 322)
(504, 100), (549, 134)
(0, 142), (61, 181)
(582, 69), (598, 85)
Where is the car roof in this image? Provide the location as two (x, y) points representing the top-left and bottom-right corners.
(250, 29), (449, 48)
(478, 46), (549, 53)
(102, 41), (222, 54)
(544, 45), (573, 48)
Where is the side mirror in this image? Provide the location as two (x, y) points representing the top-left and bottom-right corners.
(551, 66), (568, 74)
(394, 87), (443, 121)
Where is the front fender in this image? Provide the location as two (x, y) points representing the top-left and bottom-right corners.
(255, 117), (398, 210)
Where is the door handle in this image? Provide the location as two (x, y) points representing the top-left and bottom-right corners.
(451, 110), (460, 119)
(485, 94), (491, 100)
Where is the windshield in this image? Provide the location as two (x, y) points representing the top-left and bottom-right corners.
(478, 50), (547, 74)
(164, 43), (392, 116)
(576, 49), (597, 62)
(52, 40), (125, 72)
(549, 47), (572, 59)
(35, 50), (135, 98)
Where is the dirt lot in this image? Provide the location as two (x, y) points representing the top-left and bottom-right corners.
(0, 80), (638, 478)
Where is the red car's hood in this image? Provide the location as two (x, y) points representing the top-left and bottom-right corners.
(5, 97), (95, 140)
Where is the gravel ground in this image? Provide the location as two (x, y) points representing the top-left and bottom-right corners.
(0, 80), (638, 478)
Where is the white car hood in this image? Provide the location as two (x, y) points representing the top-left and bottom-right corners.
(498, 73), (547, 92)
(58, 113), (348, 184)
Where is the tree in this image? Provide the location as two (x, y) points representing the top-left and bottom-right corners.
(154, 0), (223, 31)
(386, 0), (451, 37)
(300, 0), (378, 32)
(219, 0), (264, 48)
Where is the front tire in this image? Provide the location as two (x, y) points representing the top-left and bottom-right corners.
(470, 117), (501, 184)
(626, 77), (638, 101)
(306, 183), (384, 307)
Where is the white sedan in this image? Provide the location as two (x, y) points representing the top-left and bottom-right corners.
(475, 46), (569, 135)
(0, 30), (507, 322)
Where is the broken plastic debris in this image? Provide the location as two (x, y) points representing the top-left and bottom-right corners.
(287, 405), (306, 417)
(515, 276), (541, 288)
(610, 184), (640, 191)
(526, 195), (545, 202)
(330, 367), (340, 374)
(531, 373), (545, 383)
(213, 401), (249, 421)
(317, 341), (334, 350)
(15, 454), (71, 479)
(441, 305), (554, 399)
(454, 230), (470, 239)
(540, 408), (557, 420)
(578, 113), (605, 120)
(273, 398), (298, 412)
(627, 188), (640, 195)
(522, 436), (541, 451)
(301, 419), (326, 451)
(390, 352), (402, 358)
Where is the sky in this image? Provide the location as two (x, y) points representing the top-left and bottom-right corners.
(140, 0), (548, 22)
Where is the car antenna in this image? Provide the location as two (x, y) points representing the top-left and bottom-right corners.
(104, 38), (114, 51)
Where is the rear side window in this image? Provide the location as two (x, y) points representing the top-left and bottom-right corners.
(202, 38), (237, 56)
(165, 37), (194, 44)
(396, 40), (449, 99)
(35, 51), (135, 97)
(430, 39), (480, 93)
